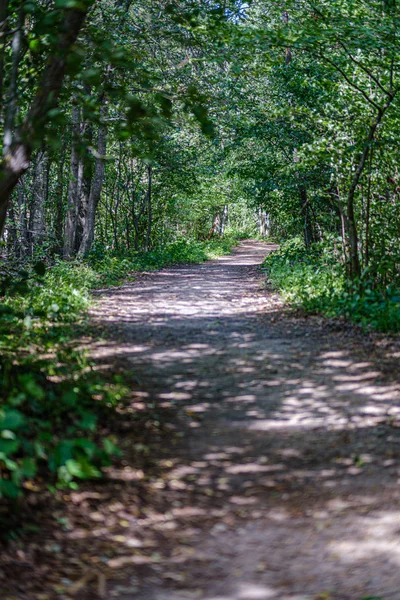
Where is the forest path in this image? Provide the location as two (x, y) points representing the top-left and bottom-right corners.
(86, 241), (400, 600)
(86, 240), (400, 600)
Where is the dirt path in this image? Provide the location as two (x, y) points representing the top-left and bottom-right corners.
(87, 240), (400, 600)
(4, 240), (400, 600)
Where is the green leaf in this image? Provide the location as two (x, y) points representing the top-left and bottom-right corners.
(0, 410), (25, 431)
(77, 412), (97, 431)
(1, 430), (16, 440)
(73, 438), (97, 457)
(0, 439), (20, 454)
(103, 438), (119, 456)
(127, 99), (147, 123)
(65, 458), (101, 479)
(0, 479), (20, 499)
(62, 390), (78, 407)
(19, 375), (45, 400)
(21, 457), (37, 478)
(29, 39), (40, 53)
(81, 68), (102, 86)
(23, 315), (32, 330)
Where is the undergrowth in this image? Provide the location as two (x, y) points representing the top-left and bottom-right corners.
(264, 236), (400, 332)
(0, 232), (243, 503)
(88, 231), (245, 287)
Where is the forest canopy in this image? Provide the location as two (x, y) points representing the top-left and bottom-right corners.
(1, 0), (399, 276)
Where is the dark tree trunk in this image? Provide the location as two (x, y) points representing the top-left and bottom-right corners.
(78, 111), (107, 256)
(29, 151), (49, 254)
(17, 178), (28, 258)
(300, 187), (314, 248)
(144, 165), (152, 251)
(0, 0), (9, 114)
(63, 105), (82, 258)
(0, 2), (91, 236)
(54, 144), (67, 253)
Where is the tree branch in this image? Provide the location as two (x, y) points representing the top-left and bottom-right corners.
(319, 51), (381, 111)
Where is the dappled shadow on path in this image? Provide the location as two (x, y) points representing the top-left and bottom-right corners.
(79, 241), (400, 600)
(3, 241), (400, 600)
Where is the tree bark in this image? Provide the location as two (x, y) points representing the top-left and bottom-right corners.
(78, 110), (107, 256)
(219, 204), (228, 235)
(300, 187), (314, 248)
(0, 1), (92, 236)
(54, 143), (67, 253)
(63, 105), (82, 258)
(345, 98), (396, 278)
(29, 151), (48, 253)
(17, 176), (28, 257)
(0, 0), (9, 119)
(258, 207), (269, 237)
(145, 165), (152, 251)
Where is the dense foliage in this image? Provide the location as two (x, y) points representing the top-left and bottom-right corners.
(264, 237), (400, 332)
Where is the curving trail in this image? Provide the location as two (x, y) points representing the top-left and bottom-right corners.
(88, 240), (400, 600)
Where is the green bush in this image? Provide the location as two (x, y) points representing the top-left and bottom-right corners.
(264, 237), (400, 332)
(89, 230), (244, 286)
(0, 265), (122, 501)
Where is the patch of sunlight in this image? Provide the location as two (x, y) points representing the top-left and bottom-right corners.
(320, 351), (348, 358)
(226, 394), (257, 403)
(322, 359), (353, 368)
(158, 391), (192, 400)
(332, 372), (381, 381)
(226, 463), (283, 475)
(330, 511), (400, 564)
(237, 583), (278, 599)
(202, 582), (312, 600)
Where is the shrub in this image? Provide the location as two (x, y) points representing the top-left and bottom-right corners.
(264, 237), (400, 332)
(0, 265), (122, 501)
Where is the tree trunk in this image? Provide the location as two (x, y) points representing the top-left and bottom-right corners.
(345, 105), (393, 278)
(219, 204), (228, 236)
(63, 105), (82, 258)
(0, 2), (91, 236)
(17, 177), (28, 258)
(300, 187), (314, 247)
(144, 165), (152, 251)
(0, 0), (9, 113)
(29, 151), (48, 254)
(258, 207), (269, 237)
(0, 145), (30, 235)
(208, 211), (221, 238)
(78, 112), (107, 256)
(54, 144), (67, 254)
(6, 201), (18, 256)
(75, 161), (91, 252)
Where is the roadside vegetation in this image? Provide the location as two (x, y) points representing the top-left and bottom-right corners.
(264, 237), (400, 333)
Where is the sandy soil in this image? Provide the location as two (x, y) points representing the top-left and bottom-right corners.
(3, 240), (400, 600)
